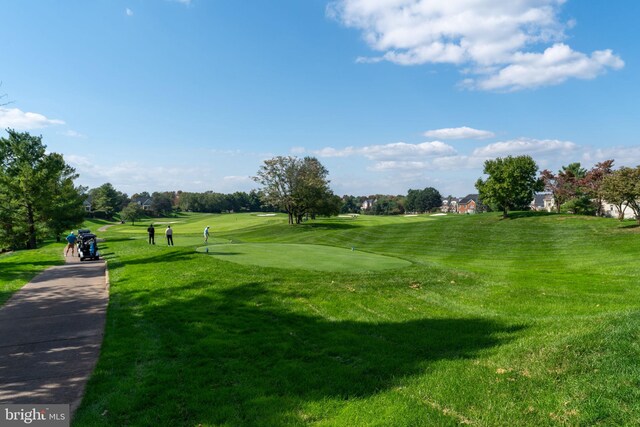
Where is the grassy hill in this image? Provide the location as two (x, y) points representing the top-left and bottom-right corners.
(69, 212), (640, 426)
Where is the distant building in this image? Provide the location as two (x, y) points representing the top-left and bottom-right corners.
(132, 197), (153, 211)
(543, 194), (555, 212)
(602, 202), (636, 219)
(361, 199), (375, 211)
(530, 193), (549, 211)
(458, 194), (485, 214)
(441, 197), (459, 213)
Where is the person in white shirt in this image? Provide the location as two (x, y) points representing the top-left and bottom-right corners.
(165, 225), (174, 246)
(204, 225), (210, 243)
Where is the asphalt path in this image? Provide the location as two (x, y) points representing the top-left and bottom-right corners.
(0, 253), (108, 415)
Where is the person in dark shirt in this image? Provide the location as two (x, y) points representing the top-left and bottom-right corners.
(165, 225), (174, 246)
(147, 223), (155, 245)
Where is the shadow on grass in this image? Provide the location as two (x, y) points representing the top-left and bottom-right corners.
(301, 221), (359, 230)
(619, 223), (640, 229)
(104, 250), (194, 269)
(77, 280), (525, 426)
(502, 211), (556, 220)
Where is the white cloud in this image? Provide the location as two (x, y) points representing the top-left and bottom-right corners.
(472, 138), (577, 157)
(369, 160), (430, 171)
(328, 0), (623, 91)
(369, 155), (484, 173)
(66, 154), (92, 168)
(431, 155), (486, 171)
(315, 141), (456, 159)
(223, 175), (252, 184)
(67, 155), (259, 194)
(424, 126), (495, 140)
(0, 107), (65, 130)
(583, 146), (640, 169)
(61, 129), (86, 138)
(474, 44), (624, 91)
(125, 8), (134, 16)
(314, 146), (358, 158)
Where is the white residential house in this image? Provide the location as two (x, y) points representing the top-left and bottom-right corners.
(440, 198), (459, 213)
(361, 199), (375, 211)
(133, 197), (153, 211)
(543, 194), (555, 212)
(530, 194), (548, 211)
(601, 202), (636, 219)
(536, 194), (637, 218)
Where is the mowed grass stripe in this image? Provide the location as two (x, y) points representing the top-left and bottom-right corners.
(196, 243), (411, 272)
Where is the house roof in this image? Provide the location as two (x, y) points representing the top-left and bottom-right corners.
(532, 193), (547, 207)
(459, 194), (480, 204)
(132, 197), (152, 206)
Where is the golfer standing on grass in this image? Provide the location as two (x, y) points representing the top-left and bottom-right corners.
(147, 223), (155, 245)
(166, 225), (174, 246)
(204, 225), (210, 243)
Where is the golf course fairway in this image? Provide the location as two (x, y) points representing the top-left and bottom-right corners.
(196, 242), (411, 272)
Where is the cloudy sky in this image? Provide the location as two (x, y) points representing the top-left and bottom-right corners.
(1, 0), (637, 197)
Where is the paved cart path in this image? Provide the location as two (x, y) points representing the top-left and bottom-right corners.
(0, 253), (108, 415)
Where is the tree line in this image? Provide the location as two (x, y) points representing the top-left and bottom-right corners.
(87, 184), (275, 225)
(0, 130), (450, 251)
(476, 155), (640, 222)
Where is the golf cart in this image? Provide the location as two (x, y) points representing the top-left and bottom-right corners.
(77, 229), (100, 261)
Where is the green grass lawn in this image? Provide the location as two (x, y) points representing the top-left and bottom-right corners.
(68, 212), (640, 426)
(0, 242), (65, 306)
(195, 243), (411, 272)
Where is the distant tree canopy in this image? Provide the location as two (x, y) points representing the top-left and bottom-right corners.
(601, 166), (640, 223)
(542, 160), (613, 216)
(88, 183), (128, 219)
(151, 192), (174, 217)
(476, 155), (543, 218)
(359, 195), (406, 215)
(0, 129), (85, 249)
(177, 190), (266, 213)
(339, 195), (361, 214)
(120, 202), (145, 225)
(405, 187), (442, 213)
(253, 156), (339, 224)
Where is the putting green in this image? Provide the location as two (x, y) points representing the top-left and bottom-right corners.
(196, 243), (411, 272)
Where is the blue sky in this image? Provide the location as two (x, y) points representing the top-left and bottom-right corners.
(1, 0), (638, 197)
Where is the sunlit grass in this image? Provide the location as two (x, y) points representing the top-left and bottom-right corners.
(0, 242), (64, 305)
(71, 212), (640, 426)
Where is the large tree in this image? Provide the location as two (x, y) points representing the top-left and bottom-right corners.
(475, 155), (543, 218)
(541, 163), (584, 214)
(542, 161), (613, 215)
(89, 183), (128, 219)
(601, 166), (640, 223)
(405, 187), (442, 213)
(601, 169), (630, 220)
(582, 160), (614, 216)
(0, 129), (85, 249)
(253, 156), (336, 224)
(151, 192), (174, 217)
(121, 202), (145, 225)
(43, 181), (87, 242)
